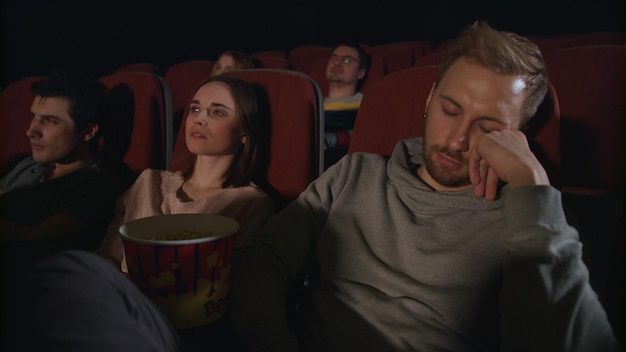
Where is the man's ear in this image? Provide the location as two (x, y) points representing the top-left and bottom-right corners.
(357, 68), (366, 80)
(241, 134), (247, 144)
(83, 123), (99, 141)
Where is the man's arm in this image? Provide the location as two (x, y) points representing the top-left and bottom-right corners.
(1, 214), (84, 243)
(468, 130), (619, 349)
(499, 187), (620, 351)
(229, 162), (341, 352)
(229, 200), (327, 352)
(1, 168), (121, 247)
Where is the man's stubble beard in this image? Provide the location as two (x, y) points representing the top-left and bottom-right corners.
(421, 135), (472, 188)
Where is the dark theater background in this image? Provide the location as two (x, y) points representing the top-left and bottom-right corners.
(1, 0), (624, 86)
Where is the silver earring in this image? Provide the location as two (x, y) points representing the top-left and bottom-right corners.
(423, 113), (427, 119)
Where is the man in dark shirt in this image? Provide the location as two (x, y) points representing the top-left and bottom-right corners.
(1, 72), (122, 269)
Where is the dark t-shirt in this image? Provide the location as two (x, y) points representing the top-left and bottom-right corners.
(0, 157), (124, 266)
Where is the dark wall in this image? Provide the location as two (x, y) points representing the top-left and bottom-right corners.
(2, 0), (624, 87)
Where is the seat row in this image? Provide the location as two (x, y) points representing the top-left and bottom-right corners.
(114, 31), (623, 148)
(116, 31), (624, 76)
(117, 30), (624, 89)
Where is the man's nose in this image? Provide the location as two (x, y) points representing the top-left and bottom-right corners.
(447, 122), (470, 152)
(26, 117), (42, 138)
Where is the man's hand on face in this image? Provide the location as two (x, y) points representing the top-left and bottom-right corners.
(468, 130), (550, 200)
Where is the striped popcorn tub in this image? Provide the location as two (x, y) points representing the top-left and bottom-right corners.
(119, 214), (239, 329)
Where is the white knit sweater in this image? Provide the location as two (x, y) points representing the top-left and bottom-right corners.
(97, 169), (274, 273)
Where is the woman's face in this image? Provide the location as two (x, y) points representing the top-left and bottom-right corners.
(211, 54), (236, 76)
(185, 81), (246, 157)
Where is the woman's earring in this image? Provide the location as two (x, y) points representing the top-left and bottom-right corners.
(423, 113), (427, 119)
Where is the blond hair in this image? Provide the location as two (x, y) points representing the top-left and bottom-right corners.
(437, 22), (548, 126)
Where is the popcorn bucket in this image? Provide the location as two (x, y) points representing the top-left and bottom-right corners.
(119, 214), (239, 329)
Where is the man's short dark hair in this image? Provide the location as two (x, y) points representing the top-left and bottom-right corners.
(30, 72), (108, 131)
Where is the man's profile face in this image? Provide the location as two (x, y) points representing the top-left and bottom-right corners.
(326, 45), (365, 86)
(420, 57), (526, 191)
(27, 96), (84, 164)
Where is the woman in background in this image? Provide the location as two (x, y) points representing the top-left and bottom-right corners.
(210, 50), (254, 76)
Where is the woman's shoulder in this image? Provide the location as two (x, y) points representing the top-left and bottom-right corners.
(131, 169), (183, 190)
(226, 183), (270, 200)
(219, 184), (273, 210)
(222, 184), (275, 231)
(135, 168), (182, 180)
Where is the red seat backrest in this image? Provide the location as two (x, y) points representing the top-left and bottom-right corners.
(434, 40), (453, 52)
(393, 40), (433, 62)
(164, 60), (214, 134)
(348, 66), (439, 156)
(575, 32), (625, 46)
(98, 72), (173, 177)
(252, 56), (291, 70)
(545, 45), (625, 194)
(525, 82), (562, 188)
(526, 35), (581, 55)
(413, 51), (447, 67)
(289, 45), (332, 74)
(168, 69), (323, 202)
(115, 62), (160, 75)
(369, 43), (415, 73)
(250, 50), (287, 59)
(0, 76), (43, 174)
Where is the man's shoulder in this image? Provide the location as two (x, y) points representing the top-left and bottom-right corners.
(4, 157), (39, 176)
(333, 151), (390, 173)
(59, 162), (123, 192)
(72, 160), (118, 179)
(1, 157), (43, 193)
(347, 137), (422, 162)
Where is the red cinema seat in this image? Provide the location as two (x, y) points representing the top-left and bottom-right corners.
(115, 62), (160, 75)
(0, 76), (44, 174)
(250, 50), (287, 59)
(394, 40), (433, 61)
(164, 60), (214, 136)
(289, 45), (332, 74)
(98, 72), (173, 179)
(545, 45), (626, 195)
(369, 43), (415, 73)
(348, 66), (439, 156)
(252, 56), (291, 70)
(413, 51), (447, 67)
